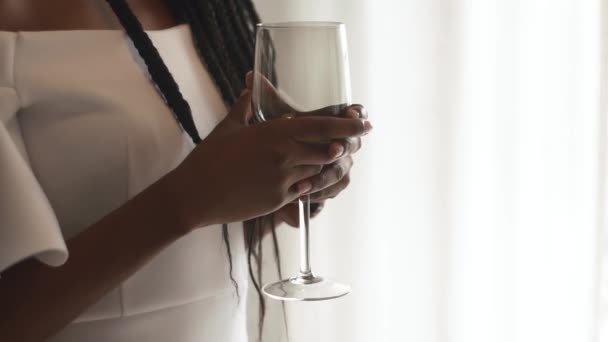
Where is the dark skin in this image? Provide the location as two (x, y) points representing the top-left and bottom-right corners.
(243, 71), (368, 226)
(0, 0), (371, 340)
(0, 0), (177, 31)
(0, 0), (368, 226)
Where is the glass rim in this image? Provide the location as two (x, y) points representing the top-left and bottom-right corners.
(256, 21), (345, 29)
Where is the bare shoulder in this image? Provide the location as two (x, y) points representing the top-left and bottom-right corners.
(0, 0), (30, 31)
(0, 0), (115, 32)
(0, 0), (176, 32)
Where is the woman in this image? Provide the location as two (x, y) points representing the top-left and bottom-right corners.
(0, 0), (371, 341)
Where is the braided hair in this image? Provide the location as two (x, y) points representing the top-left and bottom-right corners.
(105, 0), (282, 340)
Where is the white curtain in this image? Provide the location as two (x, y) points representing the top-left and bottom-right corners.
(250, 1), (607, 341)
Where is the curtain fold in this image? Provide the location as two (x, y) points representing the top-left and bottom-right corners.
(251, 1), (605, 341)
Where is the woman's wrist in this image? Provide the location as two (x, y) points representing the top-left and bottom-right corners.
(145, 170), (201, 237)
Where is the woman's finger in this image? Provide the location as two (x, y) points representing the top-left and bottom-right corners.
(277, 141), (343, 167)
(339, 137), (362, 156)
(344, 104), (368, 119)
(309, 172), (351, 202)
(293, 143), (344, 166)
(307, 157), (353, 195)
(275, 203), (299, 227)
(287, 165), (324, 187)
(226, 89), (253, 124)
(275, 201), (325, 228)
(279, 117), (372, 142)
(246, 71), (253, 89)
(297, 104), (348, 117)
(246, 70), (277, 94)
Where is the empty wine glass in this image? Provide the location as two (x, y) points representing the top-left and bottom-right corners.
(253, 21), (352, 301)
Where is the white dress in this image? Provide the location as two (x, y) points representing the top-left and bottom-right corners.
(0, 24), (249, 341)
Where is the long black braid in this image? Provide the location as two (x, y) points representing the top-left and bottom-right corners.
(105, 0), (201, 143)
(105, 0), (285, 340)
(163, 0), (254, 103)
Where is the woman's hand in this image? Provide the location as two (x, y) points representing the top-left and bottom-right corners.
(273, 104), (369, 226)
(166, 90), (372, 232)
(244, 72), (371, 227)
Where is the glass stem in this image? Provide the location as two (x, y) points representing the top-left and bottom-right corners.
(298, 195), (312, 278)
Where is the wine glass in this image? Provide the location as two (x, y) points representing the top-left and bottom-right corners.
(252, 22), (352, 301)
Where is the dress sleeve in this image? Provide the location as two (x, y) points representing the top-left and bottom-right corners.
(0, 32), (68, 274)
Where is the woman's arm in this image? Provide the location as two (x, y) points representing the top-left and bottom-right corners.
(0, 90), (369, 341)
(0, 174), (187, 342)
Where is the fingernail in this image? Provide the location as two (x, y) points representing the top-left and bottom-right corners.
(330, 144), (345, 159)
(346, 108), (359, 119)
(363, 120), (373, 133)
(240, 89), (249, 96)
(298, 181), (313, 194)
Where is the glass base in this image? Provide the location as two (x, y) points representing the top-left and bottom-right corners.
(262, 273), (351, 301)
